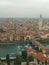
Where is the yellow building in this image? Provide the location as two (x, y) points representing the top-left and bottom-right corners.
(14, 35), (21, 41)
(40, 33), (49, 39)
(24, 35), (32, 41)
(42, 25), (49, 30)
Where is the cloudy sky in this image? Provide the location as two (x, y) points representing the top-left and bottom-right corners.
(0, 0), (49, 18)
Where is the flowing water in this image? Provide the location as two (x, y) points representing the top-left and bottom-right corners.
(0, 43), (31, 57)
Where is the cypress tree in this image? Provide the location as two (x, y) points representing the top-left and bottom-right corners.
(6, 54), (10, 65)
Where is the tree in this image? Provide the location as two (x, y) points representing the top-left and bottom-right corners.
(45, 60), (47, 65)
(0, 60), (2, 65)
(26, 55), (29, 65)
(37, 59), (40, 64)
(28, 56), (34, 62)
(22, 51), (27, 61)
(14, 55), (21, 65)
(6, 54), (10, 65)
(22, 51), (29, 65)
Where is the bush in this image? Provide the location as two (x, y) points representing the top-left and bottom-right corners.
(14, 55), (21, 65)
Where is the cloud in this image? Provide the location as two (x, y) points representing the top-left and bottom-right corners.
(0, 0), (49, 17)
(0, 0), (32, 7)
(0, 1), (12, 6)
(0, 0), (49, 8)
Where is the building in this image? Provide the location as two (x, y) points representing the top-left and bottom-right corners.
(38, 14), (43, 30)
(40, 30), (49, 39)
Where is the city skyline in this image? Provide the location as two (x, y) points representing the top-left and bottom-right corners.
(0, 0), (49, 18)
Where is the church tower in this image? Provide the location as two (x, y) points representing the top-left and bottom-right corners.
(38, 14), (43, 30)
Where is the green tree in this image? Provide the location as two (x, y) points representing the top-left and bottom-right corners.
(22, 51), (29, 65)
(6, 54), (10, 65)
(26, 55), (29, 65)
(0, 60), (2, 65)
(22, 51), (27, 61)
(14, 55), (21, 65)
(28, 56), (34, 62)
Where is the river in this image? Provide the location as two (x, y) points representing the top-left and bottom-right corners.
(0, 43), (31, 57)
(0, 42), (49, 57)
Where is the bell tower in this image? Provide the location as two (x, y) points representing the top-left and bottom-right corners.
(38, 14), (43, 30)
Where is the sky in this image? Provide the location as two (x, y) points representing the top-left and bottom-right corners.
(0, 0), (49, 18)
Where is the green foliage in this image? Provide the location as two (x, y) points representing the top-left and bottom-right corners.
(22, 51), (27, 61)
(14, 51), (34, 65)
(6, 54), (10, 65)
(14, 55), (21, 65)
(28, 56), (34, 61)
(0, 60), (2, 65)
(26, 61), (29, 65)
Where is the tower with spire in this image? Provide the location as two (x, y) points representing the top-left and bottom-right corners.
(38, 14), (43, 30)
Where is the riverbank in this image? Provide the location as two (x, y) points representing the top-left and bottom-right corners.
(36, 39), (49, 46)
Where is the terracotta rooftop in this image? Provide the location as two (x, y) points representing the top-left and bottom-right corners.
(34, 52), (46, 63)
(33, 52), (49, 63)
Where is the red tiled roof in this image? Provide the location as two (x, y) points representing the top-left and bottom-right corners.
(43, 30), (49, 35)
(33, 52), (49, 63)
(33, 52), (46, 63)
(27, 48), (35, 55)
(46, 57), (49, 63)
(28, 48), (34, 52)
